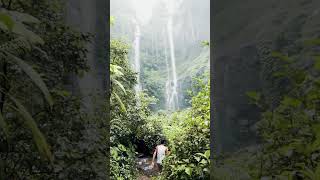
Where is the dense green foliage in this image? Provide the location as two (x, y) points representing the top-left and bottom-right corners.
(251, 39), (320, 179)
(110, 39), (138, 179)
(212, 38), (320, 179)
(0, 1), (107, 179)
(110, 38), (160, 179)
(158, 75), (210, 179)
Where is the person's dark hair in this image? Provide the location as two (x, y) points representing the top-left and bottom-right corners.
(161, 139), (166, 144)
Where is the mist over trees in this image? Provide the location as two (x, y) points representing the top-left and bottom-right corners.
(111, 0), (210, 111)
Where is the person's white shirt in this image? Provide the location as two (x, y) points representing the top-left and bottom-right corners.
(151, 143), (170, 168)
(156, 145), (167, 164)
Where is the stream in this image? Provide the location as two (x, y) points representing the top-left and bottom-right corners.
(136, 154), (160, 179)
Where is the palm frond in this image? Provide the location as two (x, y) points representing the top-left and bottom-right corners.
(9, 95), (53, 162)
(6, 52), (53, 107)
(12, 22), (44, 44)
(0, 11), (14, 30)
(110, 64), (124, 77)
(7, 10), (40, 24)
(112, 91), (127, 113)
(113, 79), (126, 95)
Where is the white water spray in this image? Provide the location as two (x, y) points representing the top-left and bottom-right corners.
(131, 0), (155, 93)
(163, 30), (171, 109)
(133, 20), (142, 92)
(166, 17), (179, 110)
(163, 0), (183, 111)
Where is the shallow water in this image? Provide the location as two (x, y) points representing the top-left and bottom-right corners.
(136, 155), (160, 177)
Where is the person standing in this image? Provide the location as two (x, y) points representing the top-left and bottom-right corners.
(151, 140), (170, 171)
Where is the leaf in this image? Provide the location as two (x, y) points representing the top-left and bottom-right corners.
(52, 89), (71, 97)
(281, 96), (301, 108)
(271, 51), (291, 62)
(185, 167), (192, 176)
(0, 112), (9, 140)
(0, 12), (14, 30)
(7, 53), (53, 107)
(246, 91), (261, 102)
(204, 150), (210, 159)
(272, 71), (287, 78)
(292, 70), (306, 84)
(12, 22), (44, 44)
(7, 11), (40, 24)
(110, 64), (124, 77)
(9, 96), (53, 162)
(304, 39), (320, 46)
(314, 56), (320, 71)
(315, 164), (320, 179)
(0, 21), (8, 31)
(110, 16), (115, 26)
(312, 124), (320, 139)
(194, 156), (201, 162)
(112, 92), (126, 113)
(201, 40), (210, 47)
(113, 79), (126, 95)
(300, 167), (316, 180)
(200, 159), (207, 164)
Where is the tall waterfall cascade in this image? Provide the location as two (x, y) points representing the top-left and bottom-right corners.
(131, 0), (155, 94)
(130, 0), (189, 110)
(163, 0), (183, 111)
(166, 17), (179, 110)
(133, 19), (142, 93)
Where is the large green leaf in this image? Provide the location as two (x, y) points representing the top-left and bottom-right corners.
(9, 96), (53, 162)
(0, 11), (14, 30)
(0, 112), (9, 140)
(7, 53), (53, 107)
(113, 79), (126, 95)
(204, 150), (210, 159)
(110, 64), (124, 77)
(7, 10), (40, 24)
(185, 167), (192, 176)
(112, 92), (126, 113)
(12, 22), (44, 44)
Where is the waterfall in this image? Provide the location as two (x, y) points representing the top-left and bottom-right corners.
(131, 0), (155, 94)
(133, 19), (142, 92)
(163, 0), (183, 111)
(164, 31), (171, 110)
(167, 17), (179, 110)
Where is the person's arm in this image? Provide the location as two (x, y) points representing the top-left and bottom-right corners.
(151, 146), (157, 165)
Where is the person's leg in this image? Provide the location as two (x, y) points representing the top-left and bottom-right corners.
(157, 163), (163, 171)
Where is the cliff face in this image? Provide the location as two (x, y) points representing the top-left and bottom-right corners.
(213, 0), (320, 153)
